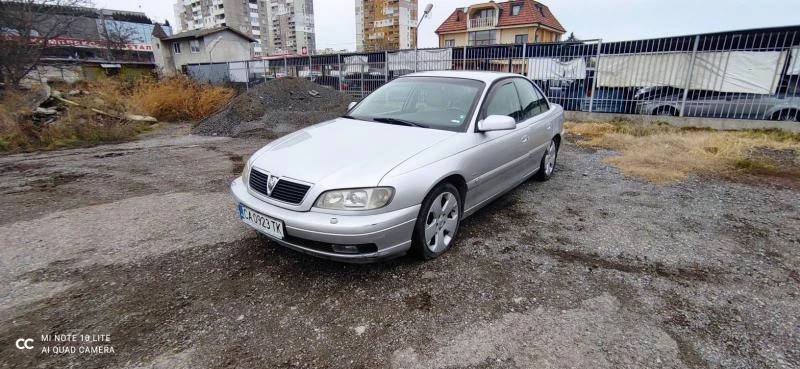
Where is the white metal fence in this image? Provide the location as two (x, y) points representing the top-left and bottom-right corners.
(186, 25), (800, 122)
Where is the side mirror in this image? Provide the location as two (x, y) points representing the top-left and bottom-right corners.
(347, 102), (357, 110)
(477, 115), (516, 132)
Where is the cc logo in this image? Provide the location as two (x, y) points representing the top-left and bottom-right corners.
(15, 338), (34, 350)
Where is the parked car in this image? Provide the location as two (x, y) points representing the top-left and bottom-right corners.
(534, 78), (586, 111)
(312, 75), (345, 90)
(636, 91), (800, 121)
(580, 87), (638, 113)
(231, 71), (565, 262)
(341, 73), (387, 95)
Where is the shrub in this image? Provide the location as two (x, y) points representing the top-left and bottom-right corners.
(128, 75), (234, 122)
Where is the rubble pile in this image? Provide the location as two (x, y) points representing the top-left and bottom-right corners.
(192, 77), (353, 138)
(24, 83), (157, 125)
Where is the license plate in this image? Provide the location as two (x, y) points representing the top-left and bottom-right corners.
(238, 204), (285, 239)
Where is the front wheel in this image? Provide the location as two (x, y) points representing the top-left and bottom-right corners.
(535, 139), (559, 181)
(410, 183), (461, 260)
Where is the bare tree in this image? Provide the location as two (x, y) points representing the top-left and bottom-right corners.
(0, 0), (93, 87)
(99, 18), (136, 61)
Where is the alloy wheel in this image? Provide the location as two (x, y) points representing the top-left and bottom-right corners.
(424, 191), (459, 253)
(544, 141), (557, 176)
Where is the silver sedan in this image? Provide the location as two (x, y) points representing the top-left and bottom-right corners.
(231, 71), (564, 262)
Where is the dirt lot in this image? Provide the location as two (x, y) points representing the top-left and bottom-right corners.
(1, 123), (798, 369)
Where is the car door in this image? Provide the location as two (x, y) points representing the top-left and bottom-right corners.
(513, 78), (554, 172)
(463, 79), (529, 210)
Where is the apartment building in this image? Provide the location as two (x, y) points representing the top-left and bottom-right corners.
(268, 0), (315, 55)
(355, 0), (417, 52)
(435, 0), (565, 47)
(173, 0), (315, 57)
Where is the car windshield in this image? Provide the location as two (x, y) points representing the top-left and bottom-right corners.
(346, 77), (485, 132)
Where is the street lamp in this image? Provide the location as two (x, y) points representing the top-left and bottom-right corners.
(415, 3), (434, 49)
(415, 3), (433, 71)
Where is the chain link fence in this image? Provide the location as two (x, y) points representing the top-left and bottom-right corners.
(186, 25), (800, 122)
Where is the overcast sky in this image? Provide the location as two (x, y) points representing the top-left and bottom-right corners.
(102, 0), (799, 50)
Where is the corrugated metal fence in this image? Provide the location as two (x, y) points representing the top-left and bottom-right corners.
(186, 25), (800, 122)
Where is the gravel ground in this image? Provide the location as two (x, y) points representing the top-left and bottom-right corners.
(0, 124), (798, 368)
(192, 78), (351, 138)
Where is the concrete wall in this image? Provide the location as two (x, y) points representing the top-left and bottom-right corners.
(151, 38), (176, 76)
(564, 111), (800, 133)
(203, 32), (251, 62)
(169, 38), (208, 66)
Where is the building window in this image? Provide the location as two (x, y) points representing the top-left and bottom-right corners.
(474, 8), (495, 19)
(468, 30), (496, 46)
(511, 4), (521, 16)
(444, 39), (455, 47)
(515, 34), (527, 44)
(190, 39), (200, 53)
(172, 42), (181, 54)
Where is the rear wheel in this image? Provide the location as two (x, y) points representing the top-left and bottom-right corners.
(773, 109), (799, 122)
(410, 183), (461, 260)
(653, 106), (678, 117)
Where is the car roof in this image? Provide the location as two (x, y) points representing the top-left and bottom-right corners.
(402, 70), (523, 84)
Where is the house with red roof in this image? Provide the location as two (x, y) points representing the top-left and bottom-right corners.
(435, 0), (565, 47)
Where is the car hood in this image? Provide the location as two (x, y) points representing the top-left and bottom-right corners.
(250, 118), (457, 187)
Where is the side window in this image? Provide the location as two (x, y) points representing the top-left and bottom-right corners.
(530, 80), (550, 115)
(513, 78), (549, 119)
(484, 81), (522, 122)
(513, 78), (537, 120)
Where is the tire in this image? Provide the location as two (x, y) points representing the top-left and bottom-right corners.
(535, 138), (559, 181)
(410, 183), (461, 260)
(773, 109), (799, 122)
(653, 106), (678, 117)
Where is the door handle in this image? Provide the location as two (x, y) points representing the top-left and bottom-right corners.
(521, 135), (528, 143)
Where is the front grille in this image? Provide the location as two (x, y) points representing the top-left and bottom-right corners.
(249, 169), (311, 205)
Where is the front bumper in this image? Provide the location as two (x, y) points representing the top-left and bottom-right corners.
(230, 177), (419, 262)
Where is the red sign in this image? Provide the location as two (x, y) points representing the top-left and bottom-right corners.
(1, 35), (153, 51)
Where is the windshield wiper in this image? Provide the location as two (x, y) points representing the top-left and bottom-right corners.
(340, 114), (357, 119)
(371, 117), (428, 128)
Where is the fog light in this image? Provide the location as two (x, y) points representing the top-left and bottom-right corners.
(332, 245), (360, 254)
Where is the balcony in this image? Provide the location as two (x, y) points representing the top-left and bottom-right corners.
(468, 17), (496, 29)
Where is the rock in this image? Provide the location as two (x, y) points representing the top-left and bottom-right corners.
(35, 107), (58, 115)
(68, 89), (81, 96)
(125, 114), (158, 122)
(26, 83), (51, 110)
(93, 97), (105, 106)
(51, 90), (63, 98)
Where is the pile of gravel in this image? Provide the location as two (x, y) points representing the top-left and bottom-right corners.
(193, 77), (353, 138)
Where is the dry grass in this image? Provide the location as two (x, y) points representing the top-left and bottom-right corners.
(1, 75), (233, 152)
(0, 99), (152, 152)
(128, 75), (234, 122)
(565, 121), (800, 183)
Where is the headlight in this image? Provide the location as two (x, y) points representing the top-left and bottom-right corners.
(315, 187), (394, 210)
(241, 160), (251, 184)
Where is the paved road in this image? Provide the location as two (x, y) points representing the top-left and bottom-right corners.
(1, 124), (798, 368)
